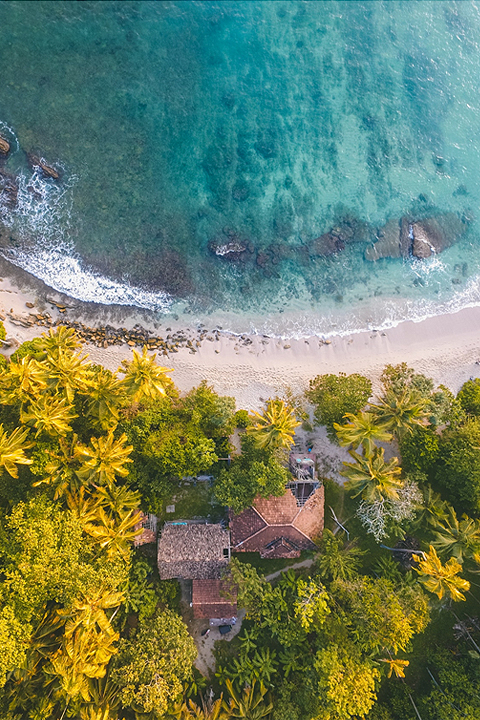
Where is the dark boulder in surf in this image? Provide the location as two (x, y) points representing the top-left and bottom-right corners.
(411, 214), (468, 259)
(26, 153), (60, 180)
(0, 136), (10, 155)
(366, 212), (469, 261)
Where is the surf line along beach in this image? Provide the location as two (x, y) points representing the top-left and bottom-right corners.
(0, 256), (480, 412)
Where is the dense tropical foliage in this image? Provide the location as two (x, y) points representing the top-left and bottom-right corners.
(0, 329), (479, 720)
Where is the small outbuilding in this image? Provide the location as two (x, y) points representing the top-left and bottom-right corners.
(157, 522), (231, 580)
(191, 579), (237, 625)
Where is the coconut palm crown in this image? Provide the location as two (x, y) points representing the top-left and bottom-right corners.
(119, 346), (173, 403)
(247, 399), (300, 452)
(413, 545), (470, 602)
(334, 411), (392, 454)
(368, 388), (429, 440)
(431, 505), (480, 564)
(340, 446), (403, 503)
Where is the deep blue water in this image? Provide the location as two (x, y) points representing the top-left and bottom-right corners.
(1, 0), (480, 336)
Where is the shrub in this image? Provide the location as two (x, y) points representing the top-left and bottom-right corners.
(306, 372), (372, 436)
(400, 425), (440, 476)
(457, 378), (480, 416)
(235, 409), (251, 428)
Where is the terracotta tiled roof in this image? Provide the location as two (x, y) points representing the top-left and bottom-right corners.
(254, 491), (299, 524)
(230, 487), (324, 559)
(229, 506), (266, 547)
(157, 524), (230, 580)
(192, 579), (237, 619)
(293, 485), (324, 541)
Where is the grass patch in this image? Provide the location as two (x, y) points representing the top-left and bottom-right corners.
(235, 550), (313, 576)
(157, 482), (225, 522)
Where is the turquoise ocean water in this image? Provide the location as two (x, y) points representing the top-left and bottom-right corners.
(1, 0), (480, 337)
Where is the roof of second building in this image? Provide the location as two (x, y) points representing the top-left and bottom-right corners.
(157, 523), (230, 580)
(192, 579), (237, 619)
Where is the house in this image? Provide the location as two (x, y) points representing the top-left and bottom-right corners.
(191, 579), (237, 625)
(157, 522), (231, 580)
(229, 453), (324, 559)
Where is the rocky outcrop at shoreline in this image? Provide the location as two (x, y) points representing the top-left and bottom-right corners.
(365, 212), (469, 261)
(3, 297), (227, 356)
(26, 153), (60, 180)
(0, 135), (10, 156)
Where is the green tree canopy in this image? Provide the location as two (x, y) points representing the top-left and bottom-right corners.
(435, 417), (480, 514)
(112, 610), (196, 716)
(306, 372), (372, 436)
(314, 643), (380, 720)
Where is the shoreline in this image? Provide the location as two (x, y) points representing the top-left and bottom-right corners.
(0, 256), (480, 410)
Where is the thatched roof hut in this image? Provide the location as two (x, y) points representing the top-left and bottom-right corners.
(157, 522), (230, 580)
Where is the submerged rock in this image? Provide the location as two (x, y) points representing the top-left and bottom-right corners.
(0, 136), (10, 155)
(208, 234), (253, 262)
(365, 219), (401, 261)
(310, 232), (345, 257)
(366, 212), (469, 261)
(411, 214), (467, 259)
(27, 153), (60, 180)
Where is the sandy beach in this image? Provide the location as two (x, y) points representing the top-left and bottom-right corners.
(1, 256), (480, 413)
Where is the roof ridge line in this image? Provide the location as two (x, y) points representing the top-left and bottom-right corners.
(234, 521), (268, 548)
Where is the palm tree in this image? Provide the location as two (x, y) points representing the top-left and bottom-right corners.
(222, 679), (273, 720)
(369, 388), (429, 440)
(431, 505), (480, 564)
(0, 424), (33, 477)
(379, 657), (410, 678)
(66, 486), (101, 525)
(334, 411), (392, 454)
(247, 399), (300, 452)
(172, 696), (225, 720)
(84, 366), (125, 430)
(20, 396), (77, 437)
(0, 356), (47, 405)
(315, 529), (365, 581)
(43, 348), (90, 402)
(82, 506), (141, 561)
(94, 483), (141, 519)
(119, 346), (173, 403)
(411, 485), (449, 531)
(46, 626), (119, 713)
(34, 434), (83, 498)
(32, 326), (82, 358)
(77, 431), (133, 487)
(81, 670), (124, 720)
(250, 648), (277, 685)
(340, 446), (403, 503)
(58, 588), (124, 638)
(413, 545), (471, 601)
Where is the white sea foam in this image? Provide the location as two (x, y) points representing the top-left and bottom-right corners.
(0, 157), (173, 311)
(0, 121), (19, 153)
(3, 244), (173, 310)
(2, 133), (480, 335)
